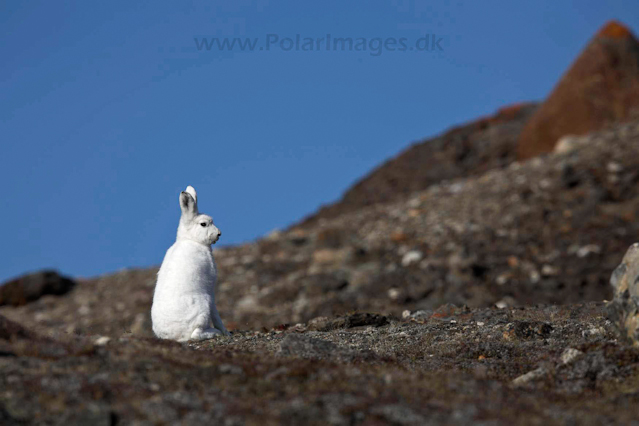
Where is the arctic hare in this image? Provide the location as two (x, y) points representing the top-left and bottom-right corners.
(151, 185), (229, 341)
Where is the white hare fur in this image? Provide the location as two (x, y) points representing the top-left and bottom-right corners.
(151, 185), (229, 341)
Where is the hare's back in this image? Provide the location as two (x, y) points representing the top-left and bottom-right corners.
(156, 240), (216, 293)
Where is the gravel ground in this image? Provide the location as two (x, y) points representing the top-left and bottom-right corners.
(2, 302), (638, 425)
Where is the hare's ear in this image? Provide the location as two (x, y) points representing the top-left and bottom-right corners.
(184, 185), (197, 204)
(179, 191), (197, 220)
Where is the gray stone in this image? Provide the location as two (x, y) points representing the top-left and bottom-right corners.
(512, 367), (548, 387)
(607, 243), (639, 346)
(560, 348), (583, 365)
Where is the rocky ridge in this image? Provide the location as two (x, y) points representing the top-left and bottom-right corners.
(304, 20), (639, 224)
(302, 102), (538, 225)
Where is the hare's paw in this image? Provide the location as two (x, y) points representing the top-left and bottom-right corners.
(190, 327), (223, 341)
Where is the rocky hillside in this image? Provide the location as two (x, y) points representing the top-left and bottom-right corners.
(3, 120), (639, 337)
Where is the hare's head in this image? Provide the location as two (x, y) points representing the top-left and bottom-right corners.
(176, 185), (221, 245)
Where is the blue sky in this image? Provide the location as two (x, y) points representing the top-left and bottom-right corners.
(1, 1), (638, 282)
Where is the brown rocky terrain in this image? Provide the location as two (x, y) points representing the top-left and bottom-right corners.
(4, 21), (639, 426)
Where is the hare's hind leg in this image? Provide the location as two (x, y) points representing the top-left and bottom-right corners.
(211, 307), (230, 336)
(190, 326), (222, 341)
(189, 313), (222, 341)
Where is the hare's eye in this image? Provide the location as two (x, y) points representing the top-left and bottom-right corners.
(200, 223), (207, 227)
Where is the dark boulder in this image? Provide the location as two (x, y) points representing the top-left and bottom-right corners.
(0, 270), (76, 306)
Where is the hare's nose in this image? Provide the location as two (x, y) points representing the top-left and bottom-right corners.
(218, 231), (222, 237)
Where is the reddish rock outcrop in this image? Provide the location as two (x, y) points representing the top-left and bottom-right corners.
(517, 21), (639, 160)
